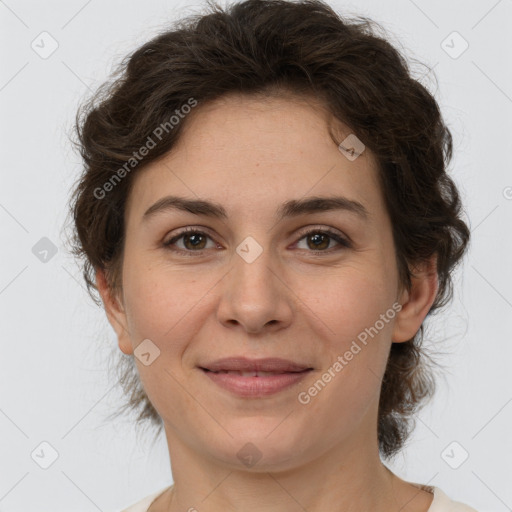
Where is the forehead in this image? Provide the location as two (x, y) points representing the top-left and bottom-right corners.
(124, 92), (384, 225)
(174, 91), (352, 152)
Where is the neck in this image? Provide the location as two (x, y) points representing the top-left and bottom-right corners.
(152, 418), (432, 512)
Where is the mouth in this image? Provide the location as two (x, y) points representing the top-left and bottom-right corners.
(200, 368), (311, 376)
(199, 356), (313, 373)
(199, 367), (313, 397)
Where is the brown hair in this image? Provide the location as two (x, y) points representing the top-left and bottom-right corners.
(65, 0), (470, 459)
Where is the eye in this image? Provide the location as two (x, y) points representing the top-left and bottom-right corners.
(163, 226), (351, 256)
(163, 228), (217, 254)
(294, 228), (351, 253)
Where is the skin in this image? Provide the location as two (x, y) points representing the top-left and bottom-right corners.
(96, 93), (438, 512)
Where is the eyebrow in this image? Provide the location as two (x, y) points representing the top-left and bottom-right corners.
(142, 194), (369, 223)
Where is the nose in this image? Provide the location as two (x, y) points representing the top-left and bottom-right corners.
(216, 242), (294, 334)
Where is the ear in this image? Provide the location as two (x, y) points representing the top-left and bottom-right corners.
(95, 268), (133, 355)
(392, 254), (439, 343)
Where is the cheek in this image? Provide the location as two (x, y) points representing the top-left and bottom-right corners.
(297, 267), (396, 401)
(121, 252), (214, 345)
(122, 265), (210, 425)
(304, 265), (396, 343)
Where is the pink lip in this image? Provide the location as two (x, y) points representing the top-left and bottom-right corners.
(199, 356), (311, 373)
(201, 368), (312, 397)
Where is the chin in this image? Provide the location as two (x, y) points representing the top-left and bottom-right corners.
(203, 424), (308, 472)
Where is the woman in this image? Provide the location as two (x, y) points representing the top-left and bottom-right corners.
(67, 0), (477, 510)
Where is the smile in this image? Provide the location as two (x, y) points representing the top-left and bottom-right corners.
(200, 368), (312, 397)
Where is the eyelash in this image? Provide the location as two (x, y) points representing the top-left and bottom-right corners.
(163, 226), (351, 256)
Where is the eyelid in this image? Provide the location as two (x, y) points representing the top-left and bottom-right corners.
(292, 226), (351, 251)
(163, 225), (351, 253)
(293, 225), (350, 244)
(163, 226), (219, 249)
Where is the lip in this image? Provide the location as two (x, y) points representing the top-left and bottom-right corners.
(199, 357), (312, 373)
(201, 367), (313, 397)
(198, 357), (313, 398)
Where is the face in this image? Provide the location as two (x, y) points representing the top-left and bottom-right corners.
(98, 93), (435, 471)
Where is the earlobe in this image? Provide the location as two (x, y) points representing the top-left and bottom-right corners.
(391, 255), (439, 344)
(95, 268), (134, 355)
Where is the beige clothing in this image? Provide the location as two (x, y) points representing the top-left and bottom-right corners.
(120, 484), (479, 511)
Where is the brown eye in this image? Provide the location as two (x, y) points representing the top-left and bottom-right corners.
(295, 228), (351, 253)
(163, 227), (350, 256)
(306, 232), (330, 250)
(182, 232), (207, 250)
(164, 229), (216, 252)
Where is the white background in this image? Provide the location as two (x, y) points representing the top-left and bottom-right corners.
(1, 0), (511, 510)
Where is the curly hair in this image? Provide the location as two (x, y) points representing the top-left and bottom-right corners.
(65, 0), (470, 459)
